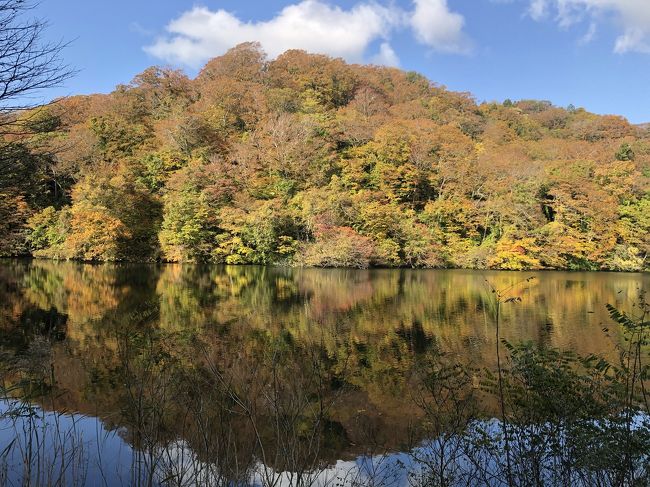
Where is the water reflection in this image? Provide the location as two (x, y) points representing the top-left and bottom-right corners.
(5, 261), (644, 353)
(0, 260), (648, 485)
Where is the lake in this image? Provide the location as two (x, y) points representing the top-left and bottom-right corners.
(0, 260), (648, 486)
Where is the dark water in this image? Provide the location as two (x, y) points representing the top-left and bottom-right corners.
(0, 260), (648, 485)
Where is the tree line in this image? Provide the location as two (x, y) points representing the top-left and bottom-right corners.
(1, 42), (648, 270)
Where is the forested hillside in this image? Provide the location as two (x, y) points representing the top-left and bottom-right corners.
(1, 43), (648, 270)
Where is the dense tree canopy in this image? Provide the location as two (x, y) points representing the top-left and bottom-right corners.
(3, 43), (649, 270)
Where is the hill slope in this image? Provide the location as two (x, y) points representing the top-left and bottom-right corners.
(1, 43), (648, 270)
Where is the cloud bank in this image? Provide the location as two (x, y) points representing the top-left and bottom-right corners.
(144, 0), (470, 68)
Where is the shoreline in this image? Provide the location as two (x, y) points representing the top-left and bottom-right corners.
(2, 256), (648, 274)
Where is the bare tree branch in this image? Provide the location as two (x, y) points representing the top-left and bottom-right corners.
(0, 0), (74, 116)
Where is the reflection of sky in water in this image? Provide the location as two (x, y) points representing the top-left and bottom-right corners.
(3, 401), (646, 486)
(0, 401), (132, 486)
(0, 400), (489, 487)
(0, 400), (414, 486)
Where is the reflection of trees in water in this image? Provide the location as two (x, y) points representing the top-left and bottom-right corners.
(0, 261), (648, 485)
(2, 327), (649, 486)
(6, 261), (643, 345)
(152, 265), (641, 365)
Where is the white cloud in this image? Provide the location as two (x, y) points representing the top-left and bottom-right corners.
(410, 0), (470, 53)
(528, 0), (549, 20)
(527, 0), (650, 53)
(145, 1), (399, 68)
(579, 22), (598, 45)
(145, 0), (470, 68)
(371, 42), (400, 66)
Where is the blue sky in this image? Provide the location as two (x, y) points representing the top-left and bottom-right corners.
(32, 0), (650, 123)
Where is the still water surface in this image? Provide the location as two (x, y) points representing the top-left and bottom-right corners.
(0, 260), (648, 485)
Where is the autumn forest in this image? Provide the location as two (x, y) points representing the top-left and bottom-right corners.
(2, 42), (649, 270)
